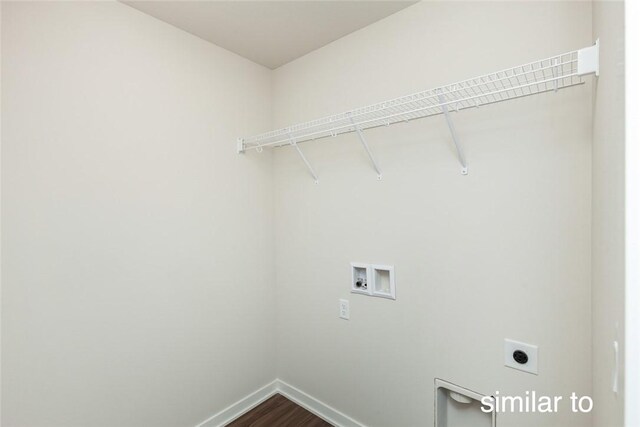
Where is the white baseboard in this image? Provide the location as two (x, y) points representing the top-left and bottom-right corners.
(195, 379), (366, 427)
(275, 379), (365, 427)
(195, 380), (278, 427)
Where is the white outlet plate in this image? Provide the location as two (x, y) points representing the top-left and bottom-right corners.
(504, 339), (538, 375)
(339, 299), (350, 320)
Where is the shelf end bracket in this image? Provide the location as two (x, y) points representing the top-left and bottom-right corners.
(577, 38), (599, 77)
(438, 94), (468, 175)
(288, 135), (319, 184)
(349, 117), (382, 180)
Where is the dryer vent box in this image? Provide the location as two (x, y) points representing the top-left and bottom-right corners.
(435, 379), (495, 427)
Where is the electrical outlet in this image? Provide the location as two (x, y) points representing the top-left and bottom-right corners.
(504, 339), (538, 375)
(339, 299), (350, 320)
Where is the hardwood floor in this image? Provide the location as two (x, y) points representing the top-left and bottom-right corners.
(226, 394), (332, 427)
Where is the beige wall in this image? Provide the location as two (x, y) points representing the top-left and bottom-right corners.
(272, 2), (593, 426)
(2, 2), (628, 427)
(1, 2), (275, 426)
(591, 2), (626, 426)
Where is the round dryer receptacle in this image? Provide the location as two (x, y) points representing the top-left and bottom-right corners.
(513, 350), (529, 365)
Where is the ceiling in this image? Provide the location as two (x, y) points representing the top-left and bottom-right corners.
(123, 1), (417, 69)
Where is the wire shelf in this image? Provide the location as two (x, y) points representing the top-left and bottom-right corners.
(238, 45), (597, 153)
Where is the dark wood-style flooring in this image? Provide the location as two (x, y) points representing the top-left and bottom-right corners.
(227, 394), (332, 427)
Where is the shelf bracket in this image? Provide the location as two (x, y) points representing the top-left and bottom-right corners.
(438, 94), (468, 175)
(577, 39), (599, 77)
(349, 117), (382, 180)
(288, 135), (319, 184)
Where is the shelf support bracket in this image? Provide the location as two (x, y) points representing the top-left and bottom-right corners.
(438, 94), (468, 175)
(577, 39), (599, 77)
(349, 117), (382, 180)
(288, 135), (319, 184)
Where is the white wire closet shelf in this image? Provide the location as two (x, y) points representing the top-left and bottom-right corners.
(237, 41), (600, 181)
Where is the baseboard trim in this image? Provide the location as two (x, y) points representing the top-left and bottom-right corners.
(275, 379), (365, 427)
(195, 380), (278, 427)
(195, 379), (366, 427)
